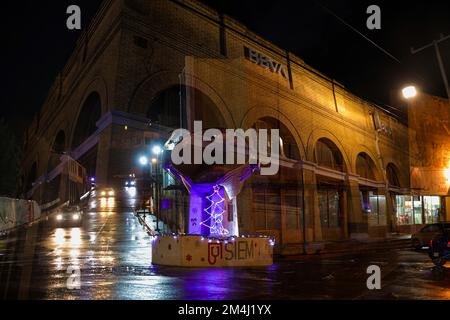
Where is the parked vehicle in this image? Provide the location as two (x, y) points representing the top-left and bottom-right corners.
(411, 222), (450, 249)
(429, 230), (450, 266)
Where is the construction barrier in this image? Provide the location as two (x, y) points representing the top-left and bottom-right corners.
(0, 197), (41, 232)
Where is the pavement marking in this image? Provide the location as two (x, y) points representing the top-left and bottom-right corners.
(93, 217), (110, 244)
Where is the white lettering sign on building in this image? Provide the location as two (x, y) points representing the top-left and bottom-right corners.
(244, 47), (288, 79)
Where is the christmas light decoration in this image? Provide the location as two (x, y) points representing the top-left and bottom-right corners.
(200, 185), (229, 237)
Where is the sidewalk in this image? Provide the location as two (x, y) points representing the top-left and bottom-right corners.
(133, 210), (413, 259)
(280, 233), (413, 259)
(135, 210), (169, 236)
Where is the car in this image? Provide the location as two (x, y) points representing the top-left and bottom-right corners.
(125, 179), (136, 187)
(99, 188), (115, 198)
(54, 207), (83, 228)
(411, 222), (450, 249)
(429, 230), (450, 267)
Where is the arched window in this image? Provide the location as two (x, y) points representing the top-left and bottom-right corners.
(253, 117), (301, 161)
(53, 130), (66, 154)
(148, 85), (185, 128)
(386, 163), (401, 187)
(315, 138), (345, 172)
(72, 92), (102, 149)
(356, 153), (379, 180)
(148, 85), (226, 130)
(27, 162), (37, 191)
(48, 130), (66, 172)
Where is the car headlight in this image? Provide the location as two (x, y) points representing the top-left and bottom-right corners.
(56, 214), (63, 221)
(73, 214), (80, 221)
(108, 191), (115, 197)
(101, 191), (106, 196)
(130, 181), (136, 186)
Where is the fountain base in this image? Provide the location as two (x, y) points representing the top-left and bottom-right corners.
(152, 235), (274, 267)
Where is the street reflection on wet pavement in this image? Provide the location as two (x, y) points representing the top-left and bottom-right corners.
(1, 188), (449, 300)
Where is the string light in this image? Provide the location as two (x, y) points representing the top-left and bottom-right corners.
(200, 185), (229, 237)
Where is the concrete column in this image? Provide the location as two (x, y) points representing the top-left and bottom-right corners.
(347, 176), (368, 239)
(237, 185), (253, 236)
(445, 197), (450, 221)
(385, 189), (395, 233)
(95, 126), (112, 186)
(303, 168), (321, 242)
(342, 189), (349, 238)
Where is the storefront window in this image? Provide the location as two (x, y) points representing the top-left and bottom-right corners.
(284, 190), (303, 231)
(319, 189), (341, 228)
(396, 195), (441, 225)
(361, 190), (386, 226)
(253, 186), (281, 230)
(413, 196), (423, 225)
(396, 195), (413, 225)
(424, 196), (440, 224)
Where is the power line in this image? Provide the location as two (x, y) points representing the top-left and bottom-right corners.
(315, 1), (402, 64)
(411, 34), (450, 101)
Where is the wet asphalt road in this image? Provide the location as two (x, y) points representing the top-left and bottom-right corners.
(0, 188), (449, 300)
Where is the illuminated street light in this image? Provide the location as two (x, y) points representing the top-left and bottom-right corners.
(152, 158), (158, 164)
(139, 156), (149, 166)
(152, 145), (163, 155)
(445, 168), (450, 183)
(402, 86), (417, 99)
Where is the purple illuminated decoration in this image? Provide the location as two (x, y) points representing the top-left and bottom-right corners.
(165, 164), (259, 238)
(201, 185), (228, 237)
(161, 199), (172, 210)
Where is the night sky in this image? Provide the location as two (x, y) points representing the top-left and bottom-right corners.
(1, 0), (449, 138)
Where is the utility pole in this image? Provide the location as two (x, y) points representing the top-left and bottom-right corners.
(411, 34), (450, 101)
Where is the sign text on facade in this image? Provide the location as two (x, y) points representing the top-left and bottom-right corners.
(244, 47), (288, 79)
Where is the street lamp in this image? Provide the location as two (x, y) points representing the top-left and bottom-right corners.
(152, 145), (163, 155)
(152, 146), (164, 233)
(402, 85), (418, 99)
(445, 167), (450, 184)
(139, 156), (149, 166)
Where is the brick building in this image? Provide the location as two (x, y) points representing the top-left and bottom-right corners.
(405, 93), (450, 233)
(22, 0), (421, 254)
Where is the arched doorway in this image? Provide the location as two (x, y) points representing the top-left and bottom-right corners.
(251, 117), (303, 249)
(72, 92), (102, 177)
(315, 138), (347, 240)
